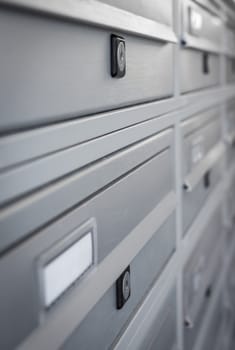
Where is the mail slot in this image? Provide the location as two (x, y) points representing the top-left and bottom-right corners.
(183, 206), (223, 350)
(0, 125), (175, 349)
(180, 0), (222, 93)
(0, 4), (175, 131)
(182, 107), (223, 233)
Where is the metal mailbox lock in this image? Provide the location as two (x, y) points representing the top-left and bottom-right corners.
(111, 35), (126, 78)
(116, 266), (131, 309)
(204, 170), (211, 188)
(181, 38), (187, 46)
(205, 285), (213, 299)
(202, 52), (210, 74)
(184, 316), (194, 329)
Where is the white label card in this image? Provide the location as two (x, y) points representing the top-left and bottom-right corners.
(42, 232), (93, 308)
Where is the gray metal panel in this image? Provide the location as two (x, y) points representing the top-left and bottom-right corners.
(0, 127), (174, 253)
(182, 157), (222, 233)
(200, 292), (224, 350)
(183, 207), (223, 349)
(113, 249), (179, 350)
(0, 103), (178, 171)
(180, 49), (220, 93)
(225, 26), (235, 57)
(136, 290), (176, 350)
(225, 100), (235, 165)
(184, 207), (222, 314)
(0, 125), (172, 206)
(227, 175), (235, 222)
(183, 112), (221, 175)
(192, 0), (221, 14)
(226, 249), (235, 309)
(17, 192), (175, 350)
(224, 174), (235, 242)
(226, 99), (235, 119)
(192, 237), (235, 350)
(186, 212), (222, 293)
(183, 0), (222, 43)
(182, 106), (220, 137)
(124, 286), (177, 350)
(181, 0), (223, 53)
(225, 250), (235, 314)
(184, 244), (223, 350)
(226, 57), (235, 83)
(0, 0), (177, 44)
(218, 304), (235, 350)
(62, 214), (176, 350)
(182, 112), (223, 232)
(0, 193), (175, 350)
(0, 123), (175, 349)
(226, 144), (235, 170)
(0, 8), (173, 131)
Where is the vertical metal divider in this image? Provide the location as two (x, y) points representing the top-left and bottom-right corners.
(175, 116), (184, 350)
(173, 0), (184, 349)
(220, 10), (228, 277)
(219, 10), (235, 349)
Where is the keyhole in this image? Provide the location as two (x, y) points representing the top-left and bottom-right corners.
(204, 170), (211, 188)
(203, 52), (209, 74)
